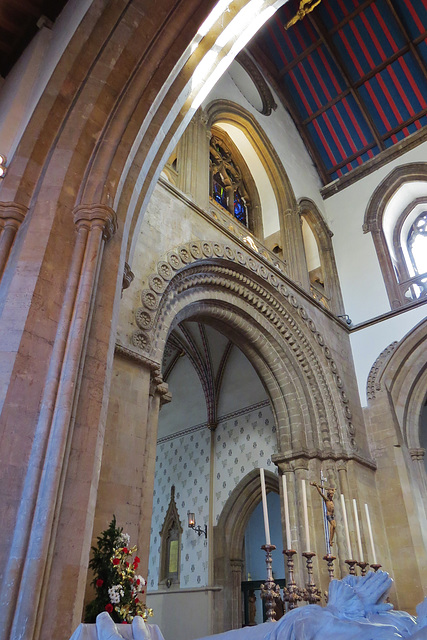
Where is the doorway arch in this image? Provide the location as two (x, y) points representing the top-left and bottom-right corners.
(214, 469), (279, 632)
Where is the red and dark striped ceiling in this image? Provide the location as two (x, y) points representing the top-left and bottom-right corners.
(252, 0), (427, 185)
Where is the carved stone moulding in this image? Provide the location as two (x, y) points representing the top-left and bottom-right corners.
(130, 240), (358, 452)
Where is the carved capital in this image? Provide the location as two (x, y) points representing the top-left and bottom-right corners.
(0, 201), (28, 229)
(73, 204), (117, 241)
(409, 448), (425, 461)
(122, 262), (134, 291)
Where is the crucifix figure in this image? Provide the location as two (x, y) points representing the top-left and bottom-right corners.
(310, 481), (336, 547)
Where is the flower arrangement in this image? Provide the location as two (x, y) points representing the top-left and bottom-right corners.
(85, 516), (153, 624)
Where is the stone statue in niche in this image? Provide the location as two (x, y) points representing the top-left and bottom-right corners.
(310, 481), (336, 546)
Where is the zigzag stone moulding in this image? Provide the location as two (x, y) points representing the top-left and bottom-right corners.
(132, 241), (356, 451)
(366, 341), (399, 400)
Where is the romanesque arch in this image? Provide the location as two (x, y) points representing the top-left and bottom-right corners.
(130, 240), (357, 458)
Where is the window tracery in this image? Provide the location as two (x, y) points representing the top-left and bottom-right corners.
(364, 165), (427, 308)
(209, 133), (251, 228)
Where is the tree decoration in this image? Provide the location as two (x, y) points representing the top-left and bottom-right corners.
(85, 516), (153, 624)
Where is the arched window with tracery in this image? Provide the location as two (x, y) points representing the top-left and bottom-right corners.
(364, 164), (427, 308)
(209, 128), (257, 231)
(407, 211), (427, 280)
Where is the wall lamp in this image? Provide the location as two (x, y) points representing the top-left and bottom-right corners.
(337, 314), (352, 326)
(187, 511), (207, 538)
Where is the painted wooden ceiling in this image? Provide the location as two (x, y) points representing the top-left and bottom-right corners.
(251, 0), (427, 185)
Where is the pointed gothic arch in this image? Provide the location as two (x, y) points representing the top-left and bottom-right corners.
(213, 469), (279, 632)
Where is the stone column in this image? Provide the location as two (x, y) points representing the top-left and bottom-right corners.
(230, 559), (244, 629)
(0, 202), (27, 280)
(176, 108), (210, 210)
(0, 204), (116, 640)
(282, 208), (310, 290)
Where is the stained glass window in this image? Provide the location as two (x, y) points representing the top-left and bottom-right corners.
(209, 133), (251, 228)
(234, 188), (247, 226)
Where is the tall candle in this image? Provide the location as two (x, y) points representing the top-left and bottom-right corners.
(301, 480), (311, 552)
(260, 468), (271, 546)
(364, 503), (377, 564)
(282, 474), (292, 550)
(353, 499), (363, 560)
(340, 494), (352, 559)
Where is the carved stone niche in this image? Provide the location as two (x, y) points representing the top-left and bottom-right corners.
(159, 486), (183, 588)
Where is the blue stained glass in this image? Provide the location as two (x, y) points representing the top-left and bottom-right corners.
(234, 189), (247, 226)
(213, 181), (227, 209)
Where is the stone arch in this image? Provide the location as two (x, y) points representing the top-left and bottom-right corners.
(299, 197), (344, 315)
(131, 240), (358, 458)
(213, 468), (279, 632)
(0, 4), (294, 638)
(368, 317), (427, 557)
(206, 100), (308, 288)
(363, 163), (427, 308)
(378, 317), (427, 452)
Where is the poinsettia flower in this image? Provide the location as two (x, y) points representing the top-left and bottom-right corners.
(96, 579), (104, 587)
(122, 547), (129, 554)
(135, 597), (139, 603)
(113, 558), (120, 565)
(105, 603), (113, 613)
(134, 556), (140, 563)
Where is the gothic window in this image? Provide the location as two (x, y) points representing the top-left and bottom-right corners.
(159, 486), (182, 586)
(209, 132), (251, 228)
(299, 198), (345, 316)
(364, 165), (427, 308)
(407, 212), (427, 278)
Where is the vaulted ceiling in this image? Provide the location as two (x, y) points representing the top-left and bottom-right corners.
(251, 0), (427, 185)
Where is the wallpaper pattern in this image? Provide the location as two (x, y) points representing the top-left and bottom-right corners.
(148, 400), (277, 590)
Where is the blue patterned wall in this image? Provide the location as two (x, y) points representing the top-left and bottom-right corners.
(148, 400), (278, 591)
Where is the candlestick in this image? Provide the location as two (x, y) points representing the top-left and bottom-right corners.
(340, 493), (352, 559)
(323, 553), (336, 581)
(364, 503), (377, 564)
(282, 550), (301, 610)
(352, 499), (363, 560)
(260, 468), (271, 546)
(301, 480), (311, 552)
(301, 552), (321, 604)
(282, 474), (292, 550)
(345, 559), (357, 575)
(260, 544), (280, 622)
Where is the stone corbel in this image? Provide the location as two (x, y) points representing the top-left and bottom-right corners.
(122, 262), (134, 292)
(0, 201), (28, 279)
(409, 448), (425, 461)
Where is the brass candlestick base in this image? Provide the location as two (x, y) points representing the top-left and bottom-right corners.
(282, 549), (302, 610)
(345, 559), (357, 575)
(357, 561), (369, 576)
(260, 544), (281, 622)
(370, 563), (382, 572)
(323, 553), (336, 580)
(300, 551), (321, 604)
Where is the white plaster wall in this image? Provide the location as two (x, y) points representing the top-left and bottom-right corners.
(323, 140), (427, 325)
(217, 345), (268, 416)
(0, 0), (91, 160)
(159, 358), (207, 439)
(351, 306), (427, 407)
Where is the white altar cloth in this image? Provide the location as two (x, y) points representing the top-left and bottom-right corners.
(69, 615), (165, 640)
